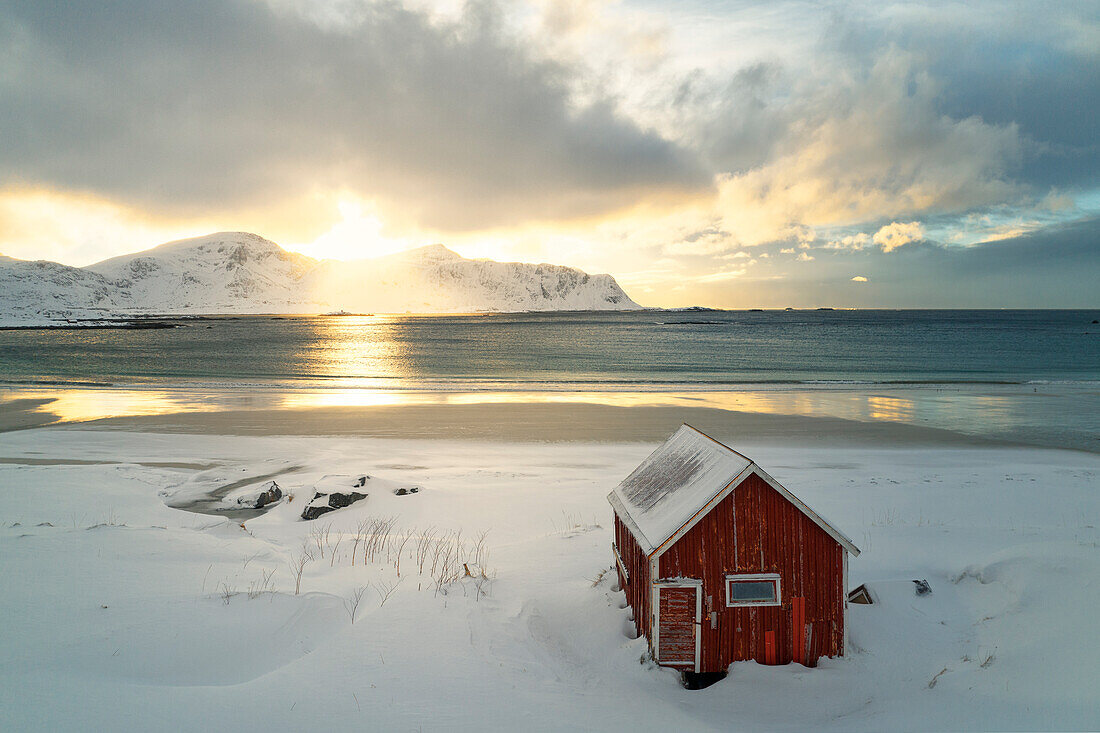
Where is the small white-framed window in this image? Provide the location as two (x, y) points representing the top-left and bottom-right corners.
(725, 573), (781, 607)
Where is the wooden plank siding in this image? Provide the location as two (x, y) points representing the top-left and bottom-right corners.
(613, 512), (652, 641)
(656, 472), (845, 672)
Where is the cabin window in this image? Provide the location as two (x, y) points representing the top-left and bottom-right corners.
(725, 573), (781, 607)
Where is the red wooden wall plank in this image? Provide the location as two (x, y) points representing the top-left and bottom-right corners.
(614, 512), (652, 642)
(792, 596), (805, 664)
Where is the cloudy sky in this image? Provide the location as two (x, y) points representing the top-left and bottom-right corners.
(1, 0), (1097, 307)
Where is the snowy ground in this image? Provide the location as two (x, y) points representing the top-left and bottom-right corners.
(1, 426), (1098, 731)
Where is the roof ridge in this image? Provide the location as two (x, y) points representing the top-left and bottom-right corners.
(680, 422), (753, 463)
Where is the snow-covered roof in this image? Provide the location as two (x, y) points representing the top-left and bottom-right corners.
(608, 425), (752, 553)
(608, 424), (859, 557)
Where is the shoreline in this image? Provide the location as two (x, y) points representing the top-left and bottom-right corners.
(3, 381), (1097, 452)
(0, 389), (1033, 453)
(4, 376), (1098, 390)
(59, 402), (1012, 449)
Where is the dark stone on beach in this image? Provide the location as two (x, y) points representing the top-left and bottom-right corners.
(394, 487), (420, 496)
(329, 490), (367, 509)
(300, 490), (368, 520)
(254, 483), (282, 509)
(301, 499), (332, 521)
(237, 481), (282, 509)
(122, 321), (176, 329)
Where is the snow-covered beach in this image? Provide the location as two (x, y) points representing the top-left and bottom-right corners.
(2, 396), (1098, 731)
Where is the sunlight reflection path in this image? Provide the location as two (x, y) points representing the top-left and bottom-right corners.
(0, 383), (1055, 443)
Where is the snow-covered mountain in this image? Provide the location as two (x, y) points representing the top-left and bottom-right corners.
(0, 255), (132, 324)
(310, 243), (639, 313)
(0, 232), (640, 324)
(86, 233), (324, 315)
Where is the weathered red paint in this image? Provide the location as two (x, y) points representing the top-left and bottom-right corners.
(792, 596), (806, 665)
(614, 512), (652, 639)
(614, 471), (848, 673)
(765, 631), (776, 665)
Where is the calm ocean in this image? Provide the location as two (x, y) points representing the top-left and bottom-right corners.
(1, 310), (1097, 450)
(1, 310), (1096, 387)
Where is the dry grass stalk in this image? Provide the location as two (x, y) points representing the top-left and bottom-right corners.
(344, 585), (368, 623)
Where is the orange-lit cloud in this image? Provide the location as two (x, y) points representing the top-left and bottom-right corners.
(0, 187), (211, 265)
(873, 222), (925, 253)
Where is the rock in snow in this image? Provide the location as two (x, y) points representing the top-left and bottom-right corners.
(300, 474), (372, 520)
(235, 481), (283, 510)
(301, 491), (369, 521)
(0, 232), (641, 325)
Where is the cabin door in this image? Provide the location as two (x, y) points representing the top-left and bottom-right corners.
(655, 582), (701, 672)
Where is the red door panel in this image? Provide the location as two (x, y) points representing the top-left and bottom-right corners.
(658, 585), (697, 668)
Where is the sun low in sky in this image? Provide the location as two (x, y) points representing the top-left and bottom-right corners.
(0, 0), (1097, 307)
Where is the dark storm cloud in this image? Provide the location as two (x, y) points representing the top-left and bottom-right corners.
(662, 1), (1098, 232)
(829, 2), (1100, 192)
(663, 35), (1024, 234)
(932, 49), (1100, 190)
(0, 0), (707, 229)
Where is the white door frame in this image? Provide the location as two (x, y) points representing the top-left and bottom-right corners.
(652, 579), (702, 672)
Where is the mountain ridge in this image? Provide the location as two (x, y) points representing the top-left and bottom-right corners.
(0, 232), (641, 325)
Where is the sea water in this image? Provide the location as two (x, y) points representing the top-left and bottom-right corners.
(1, 310), (1097, 449)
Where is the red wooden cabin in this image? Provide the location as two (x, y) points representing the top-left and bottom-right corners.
(609, 425), (859, 674)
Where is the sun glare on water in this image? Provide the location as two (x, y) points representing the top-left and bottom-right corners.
(310, 317), (412, 385)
